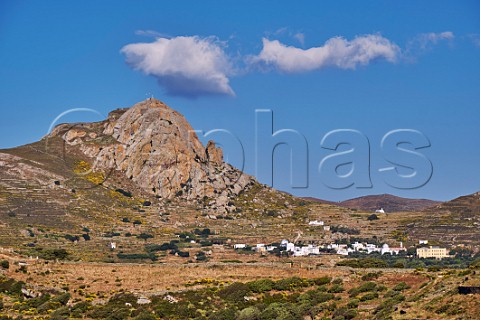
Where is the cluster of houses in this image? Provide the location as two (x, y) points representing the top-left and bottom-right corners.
(234, 239), (407, 257)
(234, 237), (450, 259)
(327, 242), (406, 257)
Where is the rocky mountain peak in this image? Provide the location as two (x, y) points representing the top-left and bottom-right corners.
(52, 98), (254, 212)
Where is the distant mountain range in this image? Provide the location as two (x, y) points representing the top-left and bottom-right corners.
(303, 194), (440, 213)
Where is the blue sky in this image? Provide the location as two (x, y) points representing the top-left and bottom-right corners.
(1, 1), (479, 201)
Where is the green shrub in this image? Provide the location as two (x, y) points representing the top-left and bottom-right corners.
(336, 258), (388, 268)
(52, 292), (71, 305)
(347, 299), (359, 309)
(328, 284), (344, 293)
(374, 295), (405, 319)
(209, 308), (236, 320)
(359, 292), (379, 302)
(361, 272), (382, 281)
(274, 277), (311, 291)
(218, 282), (251, 303)
(348, 282), (377, 297)
(248, 279), (275, 293)
(50, 306), (70, 320)
(260, 303), (301, 320)
(237, 306), (261, 320)
(313, 276), (331, 286)
(39, 248), (69, 260)
(299, 290), (334, 304)
(392, 282), (410, 291)
(469, 258), (480, 269)
(71, 301), (91, 317)
(137, 233), (154, 241)
(333, 307), (358, 320)
(0, 260), (9, 269)
(0, 277), (24, 296)
(64, 234), (80, 242)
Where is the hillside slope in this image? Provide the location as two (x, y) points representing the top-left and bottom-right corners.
(338, 194), (440, 213)
(407, 192), (480, 246)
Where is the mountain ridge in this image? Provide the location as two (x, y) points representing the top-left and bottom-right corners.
(303, 193), (440, 212)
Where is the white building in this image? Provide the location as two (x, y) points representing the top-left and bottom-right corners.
(375, 208), (385, 214)
(308, 220), (324, 226)
(381, 244), (391, 255)
(365, 244), (381, 254)
(286, 242), (295, 252)
(352, 242), (365, 251)
(293, 244), (320, 257)
(381, 243), (406, 255)
(234, 244), (246, 249)
(419, 240), (429, 245)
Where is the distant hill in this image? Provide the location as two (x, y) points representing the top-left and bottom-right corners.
(424, 192), (480, 215)
(338, 194), (440, 212)
(304, 194), (440, 213)
(407, 192), (480, 246)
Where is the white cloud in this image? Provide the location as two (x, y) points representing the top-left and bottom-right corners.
(249, 34), (400, 73)
(414, 31), (454, 50)
(121, 36), (234, 98)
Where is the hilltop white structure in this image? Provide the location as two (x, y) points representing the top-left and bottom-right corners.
(375, 208), (385, 214)
(308, 220), (324, 226)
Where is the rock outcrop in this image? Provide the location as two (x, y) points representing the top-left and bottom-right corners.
(50, 98), (254, 212)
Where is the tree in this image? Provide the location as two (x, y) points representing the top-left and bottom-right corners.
(137, 233), (154, 241)
(368, 214), (379, 221)
(0, 260), (9, 269)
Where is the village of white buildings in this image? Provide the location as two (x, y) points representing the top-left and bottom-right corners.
(233, 219), (450, 260)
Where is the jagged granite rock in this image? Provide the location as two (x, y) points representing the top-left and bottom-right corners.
(50, 98), (254, 211)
